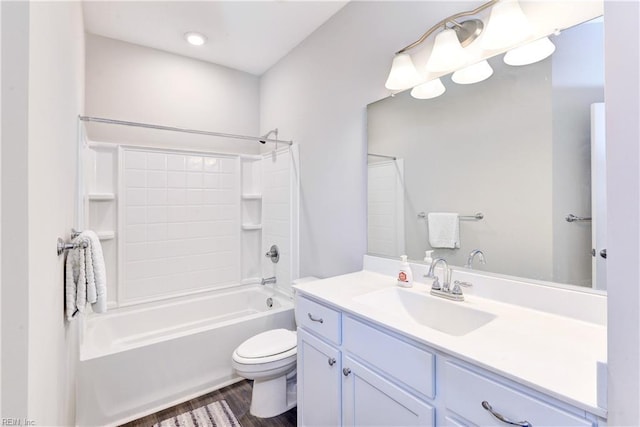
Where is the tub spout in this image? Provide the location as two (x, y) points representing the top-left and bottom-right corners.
(261, 276), (277, 286)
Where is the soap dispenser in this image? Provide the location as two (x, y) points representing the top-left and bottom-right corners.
(424, 250), (434, 265)
(397, 255), (413, 288)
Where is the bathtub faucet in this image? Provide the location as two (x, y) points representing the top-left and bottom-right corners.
(261, 276), (277, 286)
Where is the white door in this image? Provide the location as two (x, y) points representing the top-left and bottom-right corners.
(342, 356), (435, 426)
(297, 329), (342, 427)
(591, 103), (607, 290)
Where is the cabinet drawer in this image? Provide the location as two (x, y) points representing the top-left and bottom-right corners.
(344, 316), (435, 400)
(444, 362), (593, 427)
(297, 295), (341, 345)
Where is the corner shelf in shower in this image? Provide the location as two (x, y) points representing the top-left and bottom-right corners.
(87, 193), (116, 201)
(241, 194), (262, 200)
(242, 224), (262, 231)
(96, 231), (116, 241)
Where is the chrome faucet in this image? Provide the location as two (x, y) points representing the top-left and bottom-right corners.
(465, 249), (486, 269)
(261, 276), (277, 286)
(426, 258), (451, 292)
(426, 258), (464, 301)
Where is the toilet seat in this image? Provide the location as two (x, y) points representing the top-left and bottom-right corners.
(233, 329), (297, 365)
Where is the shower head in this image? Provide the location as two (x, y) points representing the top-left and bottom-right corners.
(260, 128), (278, 144)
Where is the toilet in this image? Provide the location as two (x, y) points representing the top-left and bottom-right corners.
(232, 276), (318, 418)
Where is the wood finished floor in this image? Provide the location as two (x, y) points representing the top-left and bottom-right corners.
(121, 380), (297, 427)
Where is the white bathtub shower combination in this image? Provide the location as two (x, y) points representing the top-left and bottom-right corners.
(76, 285), (294, 426)
(76, 138), (300, 426)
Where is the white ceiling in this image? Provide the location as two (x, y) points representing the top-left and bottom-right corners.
(83, 1), (349, 76)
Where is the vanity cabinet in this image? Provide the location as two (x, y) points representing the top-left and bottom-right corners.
(297, 294), (435, 426)
(297, 329), (341, 427)
(296, 293), (599, 427)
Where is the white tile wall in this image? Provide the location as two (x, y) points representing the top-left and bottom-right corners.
(123, 149), (240, 302)
(262, 151), (292, 294)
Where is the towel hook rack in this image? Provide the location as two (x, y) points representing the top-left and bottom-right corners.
(57, 237), (88, 256)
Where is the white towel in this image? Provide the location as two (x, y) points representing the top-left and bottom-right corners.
(82, 230), (108, 314)
(65, 244), (80, 320)
(64, 231), (108, 321)
(427, 212), (460, 249)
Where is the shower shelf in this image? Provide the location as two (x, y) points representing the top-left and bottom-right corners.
(88, 193), (116, 201)
(242, 194), (262, 200)
(96, 231), (116, 241)
(242, 224), (262, 231)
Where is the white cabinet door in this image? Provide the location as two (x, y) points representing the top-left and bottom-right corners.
(297, 328), (342, 427)
(342, 356), (435, 427)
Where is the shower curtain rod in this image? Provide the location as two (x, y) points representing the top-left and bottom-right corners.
(78, 115), (293, 146)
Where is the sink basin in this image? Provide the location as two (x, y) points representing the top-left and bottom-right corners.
(354, 287), (496, 336)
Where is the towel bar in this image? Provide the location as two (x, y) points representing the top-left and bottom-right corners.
(57, 237), (88, 256)
(417, 212), (484, 221)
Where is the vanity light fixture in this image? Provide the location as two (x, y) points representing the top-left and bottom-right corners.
(503, 37), (556, 66)
(184, 31), (207, 46)
(451, 60), (494, 84)
(383, 0), (544, 99)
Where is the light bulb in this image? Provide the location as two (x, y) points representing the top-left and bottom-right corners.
(481, 0), (532, 50)
(410, 79), (446, 100)
(452, 60), (494, 84)
(385, 53), (423, 91)
(426, 29), (468, 73)
(504, 37), (556, 66)
(185, 32), (207, 46)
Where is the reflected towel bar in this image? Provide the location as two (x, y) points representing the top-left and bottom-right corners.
(418, 212), (484, 221)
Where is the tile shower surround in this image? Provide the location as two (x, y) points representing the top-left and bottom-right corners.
(123, 149), (240, 301)
(262, 152), (292, 294)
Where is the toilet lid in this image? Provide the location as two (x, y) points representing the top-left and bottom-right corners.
(236, 329), (296, 359)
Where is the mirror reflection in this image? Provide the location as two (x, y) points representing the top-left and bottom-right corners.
(367, 18), (604, 290)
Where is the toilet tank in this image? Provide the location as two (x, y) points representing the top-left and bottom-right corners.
(292, 276), (319, 326)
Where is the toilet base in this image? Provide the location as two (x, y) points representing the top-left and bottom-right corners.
(249, 372), (297, 418)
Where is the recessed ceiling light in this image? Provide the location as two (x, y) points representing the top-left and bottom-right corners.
(184, 32), (207, 46)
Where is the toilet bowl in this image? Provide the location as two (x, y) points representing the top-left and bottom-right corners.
(231, 276), (318, 418)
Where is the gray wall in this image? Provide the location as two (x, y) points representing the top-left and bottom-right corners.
(260, 1), (478, 279)
(85, 34), (261, 154)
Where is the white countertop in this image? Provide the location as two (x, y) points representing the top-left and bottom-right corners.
(294, 270), (607, 418)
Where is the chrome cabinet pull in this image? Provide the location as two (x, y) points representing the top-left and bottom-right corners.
(328, 358), (336, 366)
(481, 401), (532, 427)
(343, 368), (351, 377)
(308, 313), (324, 323)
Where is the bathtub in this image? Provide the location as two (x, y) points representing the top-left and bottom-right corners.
(75, 285), (295, 426)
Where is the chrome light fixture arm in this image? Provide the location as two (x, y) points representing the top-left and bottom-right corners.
(395, 0), (498, 55)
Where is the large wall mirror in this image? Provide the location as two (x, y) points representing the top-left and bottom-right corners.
(367, 17), (605, 291)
